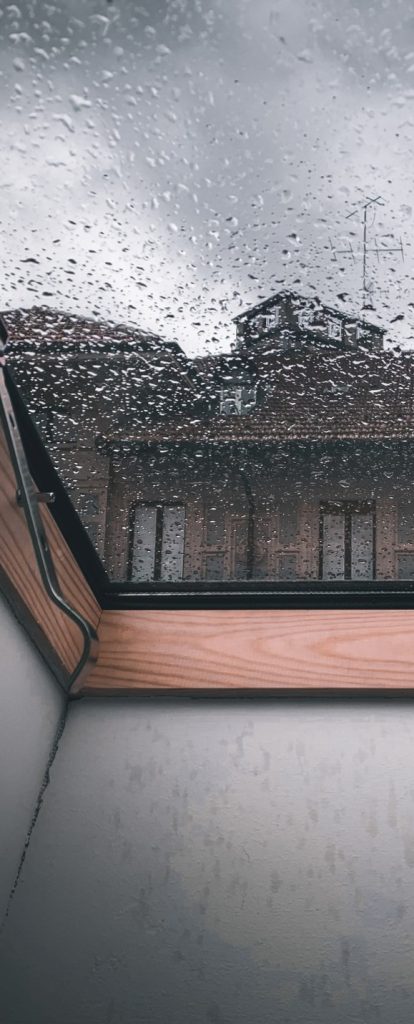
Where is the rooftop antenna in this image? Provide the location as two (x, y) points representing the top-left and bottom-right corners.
(330, 194), (404, 312)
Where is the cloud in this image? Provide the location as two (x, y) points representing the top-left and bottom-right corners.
(1, 0), (414, 352)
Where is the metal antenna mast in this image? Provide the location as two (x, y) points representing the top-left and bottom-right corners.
(330, 194), (403, 311)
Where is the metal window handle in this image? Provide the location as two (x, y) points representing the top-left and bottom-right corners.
(16, 489), (55, 506)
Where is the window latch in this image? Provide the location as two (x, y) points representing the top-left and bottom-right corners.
(16, 489), (55, 507)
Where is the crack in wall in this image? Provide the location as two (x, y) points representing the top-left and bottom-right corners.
(0, 698), (69, 934)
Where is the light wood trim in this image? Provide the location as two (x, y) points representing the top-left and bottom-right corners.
(0, 428), (101, 683)
(82, 608), (414, 694)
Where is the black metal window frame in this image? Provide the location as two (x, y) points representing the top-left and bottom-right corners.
(8, 367), (414, 612)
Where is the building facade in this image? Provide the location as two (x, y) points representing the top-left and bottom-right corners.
(5, 293), (414, 584)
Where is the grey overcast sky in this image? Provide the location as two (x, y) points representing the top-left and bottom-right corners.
(1, 0), (414, 353)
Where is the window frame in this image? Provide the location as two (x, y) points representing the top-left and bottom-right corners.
(395, 499), (414, 580)
(327, 318), (343, 341)
(5, 368), (414, 696)
(128, 500), (186, 583)
(8, 368), (414, 611)
(263, 309), (280, 330)
(219, 385), (257, 416)
(319, 501), (376, 581)
(296, 309), (310, 329)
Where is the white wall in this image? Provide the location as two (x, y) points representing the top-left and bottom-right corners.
(1, 696), (414, 1023)
(0, 593), (65, 925)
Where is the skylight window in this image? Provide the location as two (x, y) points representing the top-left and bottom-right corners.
(0, 0), (411, 602)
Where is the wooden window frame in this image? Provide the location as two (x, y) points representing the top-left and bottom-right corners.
(3, 370), (414, 696)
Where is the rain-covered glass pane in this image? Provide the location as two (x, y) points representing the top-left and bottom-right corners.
(205, 553), (225, 582)
(398, 502), (414, 546)
(351, 513), (374, 581)
(397, 554), (414, 581)
(3, 0), (414, 587)
(322, 513), (345, 581)
(131, 505), (158, 583)
(205, 505), (226, 546)
(278, 554), (298, 582)
(160, 505), (185, 581)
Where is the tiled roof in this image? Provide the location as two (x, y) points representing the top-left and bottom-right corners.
(106, 349), (414, 445)
(4, 306), (413, 445)
(1, 306), (183, 356)
(232, 289), (386, 331)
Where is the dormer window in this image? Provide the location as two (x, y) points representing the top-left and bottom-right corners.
(327, 318), (342, 341)
(297, 309), (310, 329)
(344, 323), (358, 347)
(263, 309), (280, 331)
(219, 385), (257, 415)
